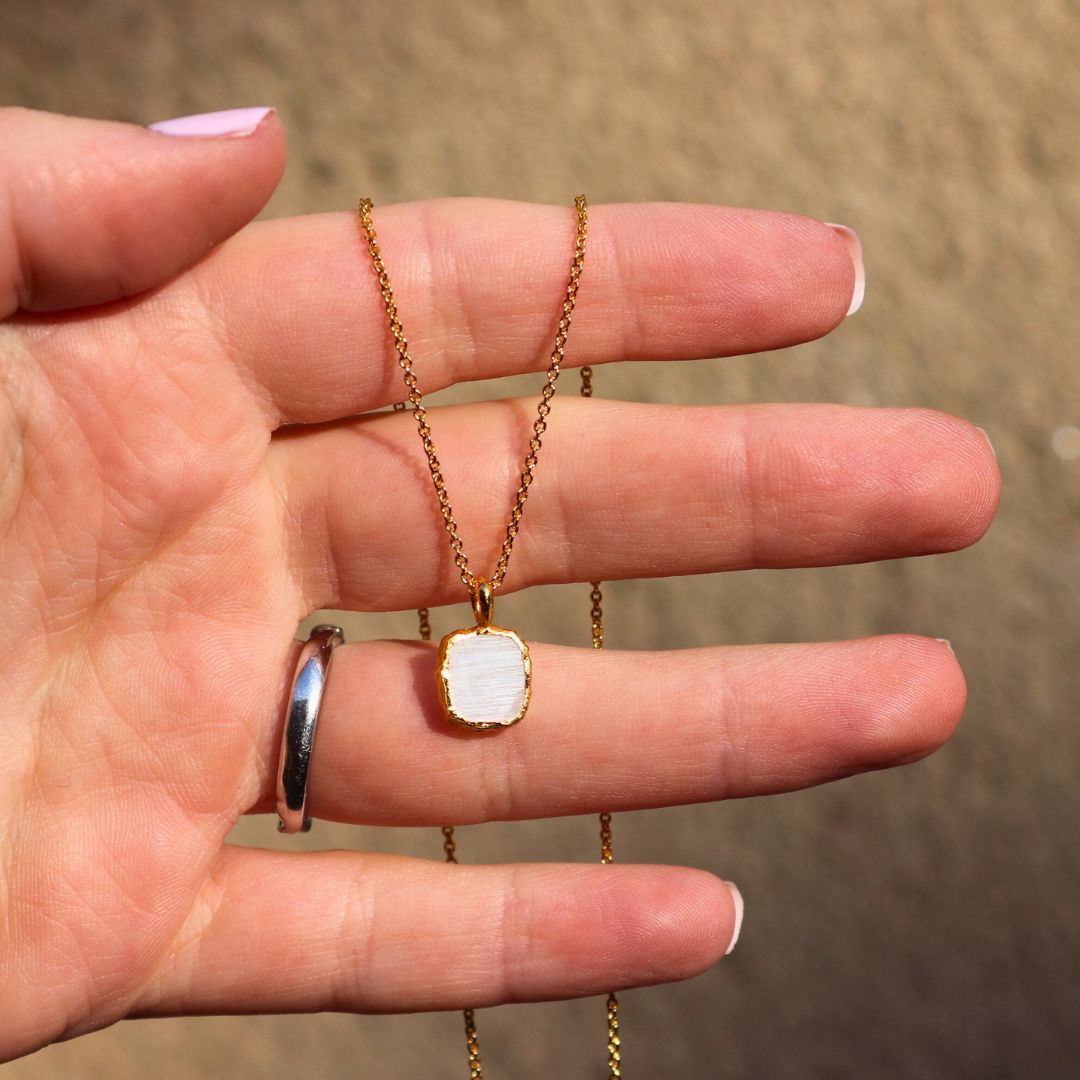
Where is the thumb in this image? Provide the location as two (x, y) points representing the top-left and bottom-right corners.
(0, 106), (284, 316)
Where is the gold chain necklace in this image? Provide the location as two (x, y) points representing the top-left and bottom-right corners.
(404, 376), (620, 1080)
(359, 198), (621, 1075)
(357, 195), (587, 731)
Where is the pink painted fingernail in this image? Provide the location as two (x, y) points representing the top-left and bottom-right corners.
(724, 882), (744, 955)
(826, 223), (865, 316)
(148, 107), (275, 138)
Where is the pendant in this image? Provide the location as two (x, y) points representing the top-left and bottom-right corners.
(435, 579), (532, 731)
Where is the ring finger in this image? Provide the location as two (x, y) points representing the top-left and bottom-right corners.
(245, 634), (964, 826)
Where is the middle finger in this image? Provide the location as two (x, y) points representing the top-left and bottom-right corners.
(270, 398), (999, 611)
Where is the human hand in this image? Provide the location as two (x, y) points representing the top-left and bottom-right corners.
(0, 106), (999, 1060)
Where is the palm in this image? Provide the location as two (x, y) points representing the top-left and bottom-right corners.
(1, 292), (298, 1041)
(0, 107), (998, 1062)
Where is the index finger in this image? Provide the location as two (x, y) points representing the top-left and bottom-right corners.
(185, 199), (861, 426)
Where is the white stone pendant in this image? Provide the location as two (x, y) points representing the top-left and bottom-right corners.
(435, 579), (532, 731)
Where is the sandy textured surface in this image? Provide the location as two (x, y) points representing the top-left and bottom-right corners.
(1, 1), (1078, 1076)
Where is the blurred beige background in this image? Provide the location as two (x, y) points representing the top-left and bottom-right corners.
(2, 1), (1078, 1077)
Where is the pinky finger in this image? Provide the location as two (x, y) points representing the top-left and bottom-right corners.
(132, 848), (742, 1016)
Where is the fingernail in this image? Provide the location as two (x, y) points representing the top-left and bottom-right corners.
(976, 426), (997, 460)
(826, 223), (865, 316)
(724, 882), (744, 955)
(934, 638), (955, 655)
(148, 107), (275, 138)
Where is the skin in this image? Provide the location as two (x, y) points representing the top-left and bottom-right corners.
(0, 107), (999, 1061)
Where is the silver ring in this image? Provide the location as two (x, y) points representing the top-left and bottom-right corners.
(276, 623), (345, 834)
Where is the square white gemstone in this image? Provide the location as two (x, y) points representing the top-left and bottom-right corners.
(442, 630), (528, 726)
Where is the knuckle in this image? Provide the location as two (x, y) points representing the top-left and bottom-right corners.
(494, 864), (535, 1002)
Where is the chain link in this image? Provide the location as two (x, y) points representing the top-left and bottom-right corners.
(462, 1009), (483, 1080)
(359, 196), (589, 594)
(606, 993), (622, 1077)
(580, 364), (594, 397)
(599, 810), (614, 864)
(441, 824), (458, 863)
(589, 584), (604, 650)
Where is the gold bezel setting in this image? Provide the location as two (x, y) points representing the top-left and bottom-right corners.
(435, 625), (532, 731)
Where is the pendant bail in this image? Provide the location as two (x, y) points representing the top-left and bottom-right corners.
(471, 577), (495, 628)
